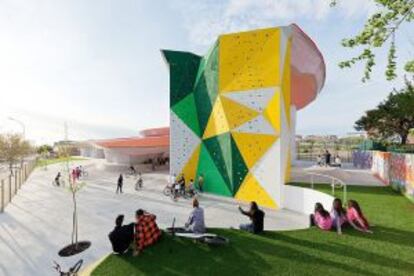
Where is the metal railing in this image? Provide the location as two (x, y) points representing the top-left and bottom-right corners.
(306, 172), (348, 203)
(0, 159), (37, 213)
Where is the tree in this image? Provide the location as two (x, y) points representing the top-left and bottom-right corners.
(331, 0), (414, 82)
(36, 144), (53, 155)
(57, 144), (89, 256)
(355, 79), (414, 144)
(0, 133), (32, 175)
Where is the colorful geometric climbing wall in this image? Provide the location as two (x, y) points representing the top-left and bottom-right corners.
(163, 26), (294, 209)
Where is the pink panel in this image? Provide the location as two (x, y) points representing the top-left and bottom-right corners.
(290, 24), (326, 110)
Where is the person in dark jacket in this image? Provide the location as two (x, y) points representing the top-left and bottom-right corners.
(108, 215), (134, 254)
(238, 201), (265, 234)
(116, 174), (123, 194)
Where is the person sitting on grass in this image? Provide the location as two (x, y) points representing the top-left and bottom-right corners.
(108, 215), (134, 254)
(347, 200), (372, 233)
(238, 201), (265, 234)
(185, 198), (205, 233)
(310, 202), (333, 231)
(134, 209), (161, 256)
(330, 198), (347, 235)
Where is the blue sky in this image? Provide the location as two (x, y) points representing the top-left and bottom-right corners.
(0, 0), (412, 144)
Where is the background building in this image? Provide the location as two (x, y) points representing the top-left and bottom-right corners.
(80, 127), (169, 166)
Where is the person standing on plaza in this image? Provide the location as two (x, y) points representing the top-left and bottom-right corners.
(198, 174), (204, 193)
(116, 174), (124, 194)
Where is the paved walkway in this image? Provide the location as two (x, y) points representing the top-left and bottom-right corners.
(291, 160), (384, 186)
(0, 159), (308, 276)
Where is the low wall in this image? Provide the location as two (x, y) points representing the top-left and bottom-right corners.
(372, 151), (391, 184)
(284, 185), (334, 215)
(352, 150), (372, 169)
(389, 153), (414, 201)
(353, 150), (414, 202)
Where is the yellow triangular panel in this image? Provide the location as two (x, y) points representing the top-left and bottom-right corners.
(219, 28), (281, 92)
(221, 96), (259, 129)
(282, 37), (291, 126)
(180, 144), (201, 185)
(264, 90), (281, 133)
(235, 173), (277, 209)
(203, 97), (230, 139)
(231, 132), (277, 168)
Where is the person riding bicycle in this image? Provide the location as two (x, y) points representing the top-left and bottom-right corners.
(55, 172), (61, 186)
(173, 181), (180, 199)
(187, 179), (196, 197)
(136, 172), (143, 189)
(178, 175), (186, 195)
(129, 165), (136, 175)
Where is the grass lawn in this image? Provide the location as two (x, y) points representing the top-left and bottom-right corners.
(92, 184), (414, 276)
(36, 156), (86, 167)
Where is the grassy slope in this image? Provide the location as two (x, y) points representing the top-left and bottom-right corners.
(92, 185), (414, 276)
(36, 156), (86, 167)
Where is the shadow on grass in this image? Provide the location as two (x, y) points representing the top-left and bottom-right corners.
(95, 231), (383, 276)
(262, 231), (414, 273)
(345, 225), (414, 248)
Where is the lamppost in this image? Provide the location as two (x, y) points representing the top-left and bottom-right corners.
(8, 117), (25, 138)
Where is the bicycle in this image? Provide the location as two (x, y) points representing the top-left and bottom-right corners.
(52, 179), (66, 187)
(53, 259), (83, 276)
(163, 184), (174, 196)
(81, 170), (88, 177)
(125, 170), (137, 179)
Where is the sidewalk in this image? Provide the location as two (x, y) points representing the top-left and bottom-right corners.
(0, 159), (308, 276)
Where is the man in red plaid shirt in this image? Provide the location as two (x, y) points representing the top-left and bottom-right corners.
(134, 209), (161, 255)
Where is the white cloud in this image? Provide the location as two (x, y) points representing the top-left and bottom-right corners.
(172, 0), (377, 47)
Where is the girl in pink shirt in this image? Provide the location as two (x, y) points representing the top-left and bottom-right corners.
(310, 203), (333, 231)
(347, 200), (372, 233)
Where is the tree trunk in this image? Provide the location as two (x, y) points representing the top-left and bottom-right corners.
(72, 191), (78, 247)
(9, 162), (14, 177)
(401, 133), (408, 145)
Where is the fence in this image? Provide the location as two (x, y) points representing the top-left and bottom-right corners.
(0, 159), (37, 213)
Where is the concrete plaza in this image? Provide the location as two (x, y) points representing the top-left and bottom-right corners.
(0, 159), (309, 276)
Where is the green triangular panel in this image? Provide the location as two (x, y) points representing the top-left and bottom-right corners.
(203, 134), (232, 193)
(163, 50), (201, 107)
(171, 93), (201, 137)
(231, 134), (249, 195)
(196, 143), (232, 196)
(193, 41), (219, 137)
(194, 76), (214, 135)
(216, 132), (233, 187)
(203, 41), (219, 104)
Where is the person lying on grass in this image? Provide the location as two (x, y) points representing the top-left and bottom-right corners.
(238, 201), (265, 234)
(185, 198), (205, 234)
(108, 215), (135, 255)
(310, 203), (332, 231)
(133, 209), (162, 256)
(346, 200), (372, 233)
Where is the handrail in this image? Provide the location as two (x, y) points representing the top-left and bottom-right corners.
(304, 172), (347, 203)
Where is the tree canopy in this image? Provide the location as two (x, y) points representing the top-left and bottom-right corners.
(0, 133), (32, 173)
(331, 0), (414, 82)
(355, 79), (414, 144)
